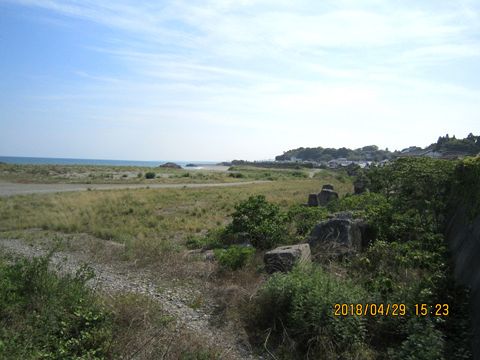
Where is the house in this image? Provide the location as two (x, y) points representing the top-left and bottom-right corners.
(328, 158), (353, 168)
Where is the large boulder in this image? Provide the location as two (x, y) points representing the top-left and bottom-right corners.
(308, 215), (371, 260)
(307, 194), (319, 207)
(353, 178), (367, 194)
(184, 249), (216, 262)
(264, 244), (311, 274)
(353, 174), (370, 194)
(318, 189), (339, 206)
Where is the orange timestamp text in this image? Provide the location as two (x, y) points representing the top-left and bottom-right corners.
(333, 303), (449, 317)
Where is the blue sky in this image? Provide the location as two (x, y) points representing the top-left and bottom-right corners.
(1, 0), (479, 161)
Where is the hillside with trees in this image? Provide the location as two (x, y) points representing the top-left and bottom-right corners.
(275, 145), (395, 162)
(276, 133), (480, 162)
(428, 133), (480, 155)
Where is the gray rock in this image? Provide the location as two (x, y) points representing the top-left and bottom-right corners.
(322, 184), (334, 190)
(204, 250), (215, 262)
(446, 204), (480, 358)
(307, 193), (319, 207)
(184, 249), (216, 261)
(264, 244), (311, 274)
(318, 189), (339, 206)
(353, 178), (367, 194)
(159, 162), (182, 169)
(308, 217), (370, 259)
(355, 219), (375, 249)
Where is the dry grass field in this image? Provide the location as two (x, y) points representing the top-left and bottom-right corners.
(0, 170), (351, 262)
(0, 165), (353, 359)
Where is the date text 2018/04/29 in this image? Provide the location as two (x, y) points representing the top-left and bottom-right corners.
(333, 303), (449, 317)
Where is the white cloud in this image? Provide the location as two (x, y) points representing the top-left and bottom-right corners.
(3, 0), (480, 159)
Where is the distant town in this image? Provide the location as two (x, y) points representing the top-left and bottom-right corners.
(222, 133), (480, 169)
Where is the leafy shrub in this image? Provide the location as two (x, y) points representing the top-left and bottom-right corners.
(286, 204), (329, 237)
(0, 255), (112, 359)
(289, 171), (307, 178)
(332, 183), (448, 243)
(226, 195), (287, 249)
(145, 171), (156, 179)
(214, 246), (255, 270)
(329, 192), (389, 214)
(367, 158), (456, 232)
(242, 157), (474, 358)
(248, 265), (370, 358)
(347, 232), (470, 357)
(228, 172), (244, 178)
(389, 319), (445, 360)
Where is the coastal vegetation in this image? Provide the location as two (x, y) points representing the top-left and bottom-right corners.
(0, 157), (478, 358)
(242, 157), (475, 359)
(0, 163), (317, 184)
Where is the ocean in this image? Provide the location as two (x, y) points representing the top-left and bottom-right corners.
(0, 156), (219, 168)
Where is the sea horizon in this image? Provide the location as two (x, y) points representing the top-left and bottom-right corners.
(0, 156), (222, 168)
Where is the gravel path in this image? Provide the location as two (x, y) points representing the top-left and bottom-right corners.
(0, 181), (269, 197)
(0, 238), (256, 359)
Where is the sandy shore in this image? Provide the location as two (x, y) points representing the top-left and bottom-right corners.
(0, 180), (268, 197)
(188, 164), (230, 171)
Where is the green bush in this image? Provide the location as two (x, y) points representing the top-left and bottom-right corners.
(243, 157), (474, 358)
(286, 204), (329, 237)
(145, 171), (156, 179)
(228, 172), (244, 178)
(226, 195), (287, 249)
(248, 265), (370, 358)
(214, 246), (255, 270)
(0, 255), (112, 359)
(389, 319), (445, 360)
(367, 158), (456, 232)
(288, 171), (307, 178)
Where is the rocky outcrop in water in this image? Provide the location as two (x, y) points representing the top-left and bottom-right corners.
(159, 162), (182, 169)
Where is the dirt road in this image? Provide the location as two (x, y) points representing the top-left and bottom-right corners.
(0, 181), (269, 197)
